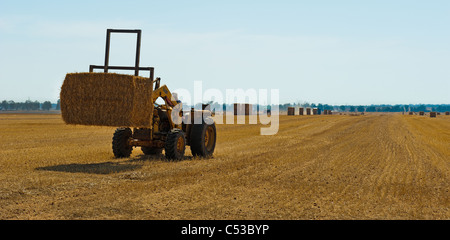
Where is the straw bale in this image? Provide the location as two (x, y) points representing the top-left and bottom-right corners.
(234, 103), (246, 115)
(306, 108), (311, 115)
(287, 107), (295, 115)
(245, 104), (252, 115)
(60, 72), (153, 127)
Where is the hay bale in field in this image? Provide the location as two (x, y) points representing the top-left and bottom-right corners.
(60, 72), (153, 127)
(299, 108), (304, 115)
(312, 108), (318, 115)
(446, 112), (450, 115)
(245, 104), (252, 115)
(306, 108), (311, 115)
(234, 103), (246, 115)
(430, 112), (437, 118)
(419, 111), (424, 116)
(287, 107), (295, 115)
(409, 112), (414, 115)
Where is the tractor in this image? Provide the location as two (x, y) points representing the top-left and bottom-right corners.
(89, 29), (216, 160)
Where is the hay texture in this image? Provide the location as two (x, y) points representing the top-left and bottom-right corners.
(60, 72), (153, 127)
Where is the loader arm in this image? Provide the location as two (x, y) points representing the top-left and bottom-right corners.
(153, 84), (182, 129)
(152, 85), (178, 107)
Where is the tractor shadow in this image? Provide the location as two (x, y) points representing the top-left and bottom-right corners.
(35, 154), (194, 175)
(134, 153), (194, 162)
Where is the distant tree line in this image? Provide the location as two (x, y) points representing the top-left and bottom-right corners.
(334, 104), (450, 113)
(0, 99), (60, 111)
(280, 103), (450, 113)
(1, 99), (449, 113)
(192, 102), (450, 113)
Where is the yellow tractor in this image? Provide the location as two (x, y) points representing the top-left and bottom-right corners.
(90, 29), (216, 160)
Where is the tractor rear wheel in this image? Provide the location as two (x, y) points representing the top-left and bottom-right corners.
(165, 129), (186, 161)
(112, 128), (133, 158)
(190, 117), (216, 157)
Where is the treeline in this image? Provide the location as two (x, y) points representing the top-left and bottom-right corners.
(194, 102), (450, 113)
(280, 103), (450, 113)
(332, 104), (450, 113)
(2, 99), (449, 113)
(0, 99), (60, 111)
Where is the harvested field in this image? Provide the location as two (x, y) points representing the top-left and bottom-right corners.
(0, 113), (449, 219)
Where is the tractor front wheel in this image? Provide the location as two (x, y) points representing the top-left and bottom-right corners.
(112, 128), (133, 158)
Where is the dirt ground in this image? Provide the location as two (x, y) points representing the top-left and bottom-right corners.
(0, 113), (448, 219)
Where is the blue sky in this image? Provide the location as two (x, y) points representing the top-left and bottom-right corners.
(0, 0), (449, 105)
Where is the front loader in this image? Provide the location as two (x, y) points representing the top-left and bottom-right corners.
(89, 29), (216, 160)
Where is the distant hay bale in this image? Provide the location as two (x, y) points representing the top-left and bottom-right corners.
(60, 72), (153, 127)
(306, 108), (311, 115)
(409, 112), (414, 115)
(299, 108), (304, 115)
(245, 104), (252, 115)
(234, 103), (249, 115)
(312, 108), (318, 115)
(419, 111), (424, 116)
(287, 107), (295, 116)
(446, 112), (450, 115)
(430, 112), (437, 118)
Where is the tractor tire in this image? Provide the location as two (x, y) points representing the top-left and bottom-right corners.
(190, 117), (216, 157)
(141, 146), (163, 155)
(112, 128), (133, 158)
(165, 129), (186, 161)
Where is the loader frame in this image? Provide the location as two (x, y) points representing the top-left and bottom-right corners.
(89, 29), (154, 79)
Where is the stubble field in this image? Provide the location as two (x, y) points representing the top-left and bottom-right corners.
(0, 113), (449, 219)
